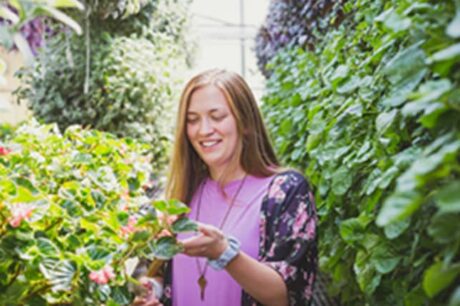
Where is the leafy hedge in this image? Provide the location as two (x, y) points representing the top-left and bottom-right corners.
(0, 121), (195, 305)
(259, 0), (460, 304)
(254, 0), (347, 77)
(16, 0), (193, 171)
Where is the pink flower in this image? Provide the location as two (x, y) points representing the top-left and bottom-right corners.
(156, 211), (177, 226)
(156, 229), (172, 238)
(9, 204), (34, 228)
(89, 265), (115, 285)
(0, 147), (11, 156)
(120, 216), (138, 237)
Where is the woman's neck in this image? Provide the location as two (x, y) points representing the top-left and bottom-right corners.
(209, 164), (246, 184)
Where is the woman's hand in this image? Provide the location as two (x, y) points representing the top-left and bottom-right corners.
(130, 277), (163, 306)
(181, 223), (228, 259)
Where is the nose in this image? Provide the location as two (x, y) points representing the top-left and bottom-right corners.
(198, 118), (214, 135)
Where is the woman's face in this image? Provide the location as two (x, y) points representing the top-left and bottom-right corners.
(186, 85), (240, 176)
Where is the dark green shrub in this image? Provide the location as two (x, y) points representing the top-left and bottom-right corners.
(16, 0), (193, 171)
(260, 0), (460, 304)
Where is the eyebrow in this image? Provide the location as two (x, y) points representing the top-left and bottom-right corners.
(187, 108), (222, 115)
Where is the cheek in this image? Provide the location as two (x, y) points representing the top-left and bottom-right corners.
(186, 124), (195, 140)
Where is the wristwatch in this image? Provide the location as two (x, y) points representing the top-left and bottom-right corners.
(208, 236), (241, 270)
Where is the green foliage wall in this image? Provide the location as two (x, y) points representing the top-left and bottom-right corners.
(260, 0), (460, 304)
(16, 0), (193, 171)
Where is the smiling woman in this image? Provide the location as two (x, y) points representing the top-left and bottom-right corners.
(186, 85), (240, 180)
(133, 69), (318, 306)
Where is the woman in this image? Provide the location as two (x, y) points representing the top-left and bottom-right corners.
(133, 69), (317, 306)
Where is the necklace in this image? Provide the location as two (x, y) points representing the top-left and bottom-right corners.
(194, 174), (248, 301)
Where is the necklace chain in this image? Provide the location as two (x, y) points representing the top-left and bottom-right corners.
(194, 174), (248, 300)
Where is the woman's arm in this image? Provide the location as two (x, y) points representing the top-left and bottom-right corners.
(182, 224), (288, 306)
(226, 250), (288, 306)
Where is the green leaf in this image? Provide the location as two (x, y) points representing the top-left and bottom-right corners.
(434, 181), (460, 213)
(37, 238), (60, 257)
(39, 259), (76, 292)
(376, 191), (423, 226)
(371, 243), (400, 274)
(166, 200), (190, 215)
(375, 110), (397, 134)
(447, 1), (460, 38)
(449, 286), (460, 306)
(382, 9), (411, 32)
(337, 75), (361, 94)
(131, 230), (150, 242)
(431, 43), (460, 62)
(383, 43), (426, 85)
(354, 250), (381, 294)
(171, 218), (198, 233)
(383, 218), (411, 239)
(152, 237), (183, 260)
(423, 262), (460, 298)
(331, 167), (352, 196)
(427, 212), (460, 244)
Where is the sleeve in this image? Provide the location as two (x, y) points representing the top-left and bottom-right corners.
(260, 171), (318, 306)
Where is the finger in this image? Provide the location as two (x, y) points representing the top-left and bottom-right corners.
(131, 297), (146, 306)
(181, 234), (209, 249)
(198, 223), (224, 239)
(184, 245), (208, 257)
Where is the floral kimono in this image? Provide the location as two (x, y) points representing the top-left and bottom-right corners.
(161, 170), (318, 306)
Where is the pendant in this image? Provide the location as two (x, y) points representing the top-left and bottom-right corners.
(198, 274), (207, 301)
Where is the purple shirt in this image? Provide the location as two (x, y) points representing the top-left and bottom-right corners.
(172, 175), (275, 306)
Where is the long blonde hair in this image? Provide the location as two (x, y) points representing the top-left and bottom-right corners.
(166, 69), (280, 204)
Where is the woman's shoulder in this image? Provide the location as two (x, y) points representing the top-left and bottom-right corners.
(269, 169), (310, 190)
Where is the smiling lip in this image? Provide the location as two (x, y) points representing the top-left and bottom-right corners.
(199, 139), (222, 151)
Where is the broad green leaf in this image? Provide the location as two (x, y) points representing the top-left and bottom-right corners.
(152, 237), (183, 260)
(435, 181), (460, 213)
(383, 9), (411, 32)
(423, 262), (460, 298)
(37, 238), (60, 257)
(375, 110), (397, 133)
(449, 286), (460, 306)
(447, 0), (460, 38)
(131, 230), (150, 242)
(427, 212), (460, 244)
(80, 218), (99, 232)
(378, 166), (399, 189)
(39, 259), (76, 292)
(384, 218), (411, 239)
(404, 286), (428, 306)
(354, 250), (381, 294)
(431, 43), (460, 62)
(165, 199), (190, 215)
(419, 102), (447, 128)
(339, 218), (365, 243)
(13, 186), (41, 203)
(337, 75), (361, 94)
(383, 43), (426, 85)
(371, 243), (400, 274)
(376, 191), (423, 226)
(331, 167), (352, 196)
(171, 218), (198, 233)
